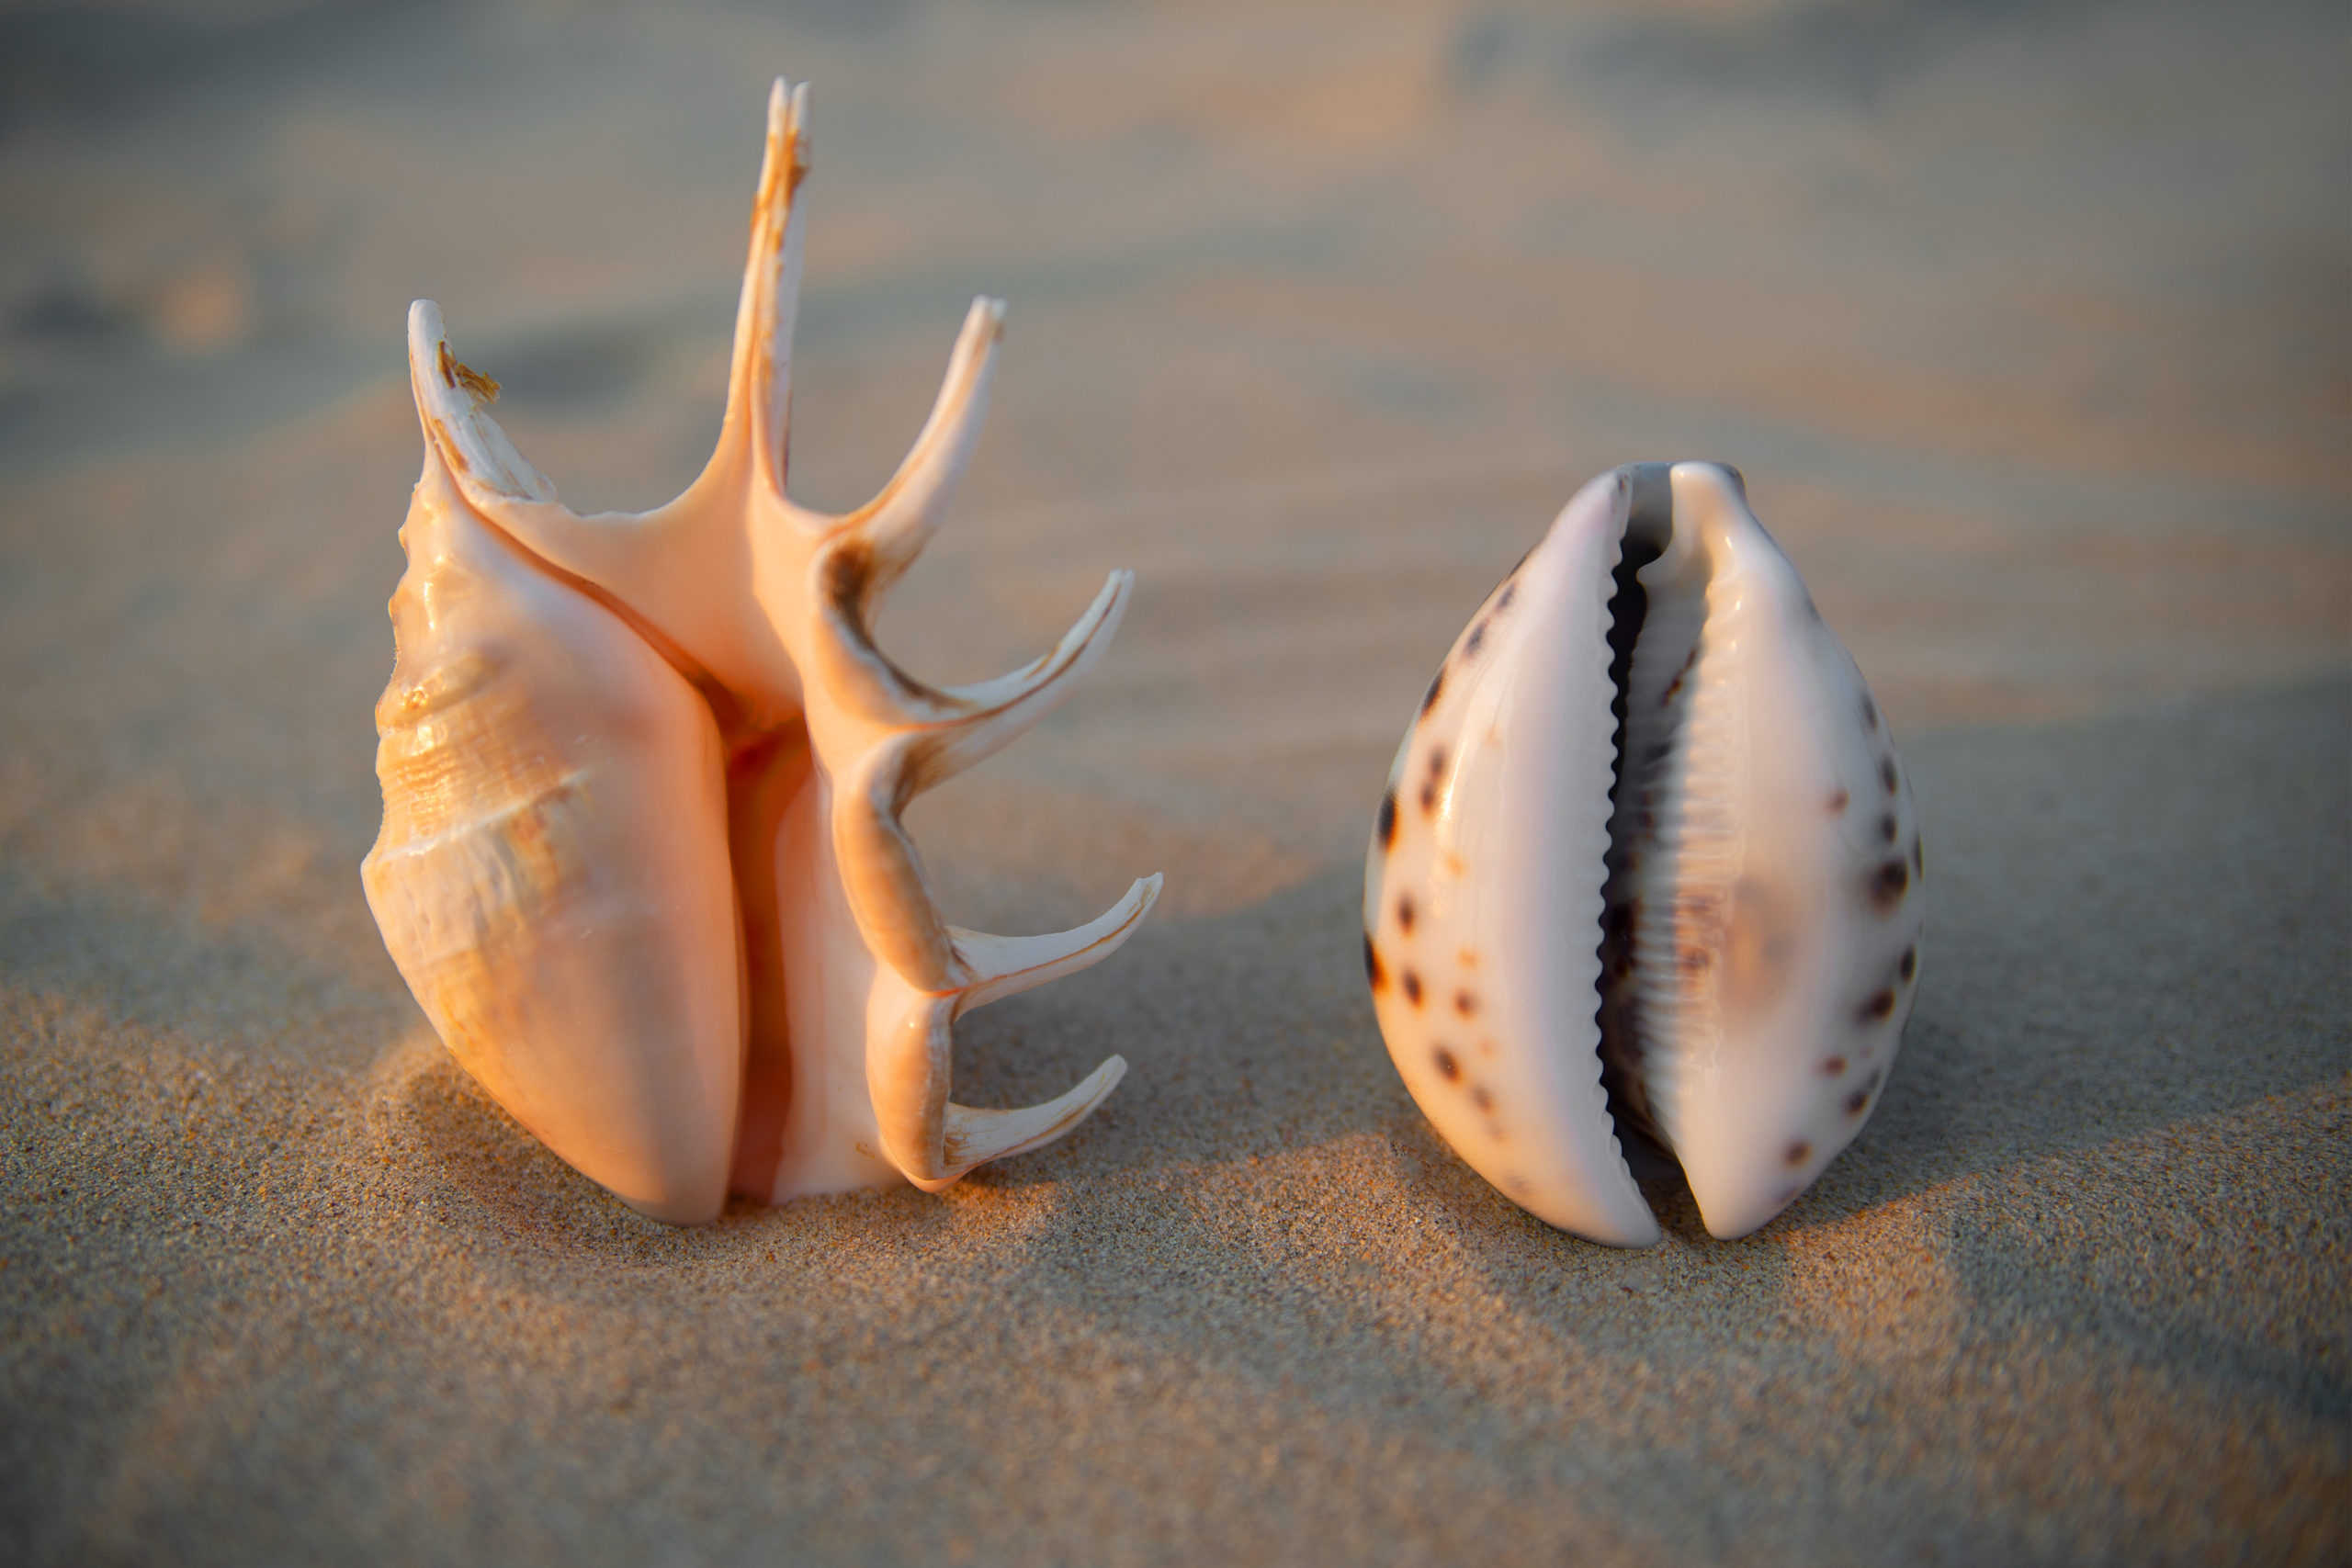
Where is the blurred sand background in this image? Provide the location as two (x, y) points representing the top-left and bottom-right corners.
(1, 0), (2346, 1562)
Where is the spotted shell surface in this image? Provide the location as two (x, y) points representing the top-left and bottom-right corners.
(1364, 463), (1925, 1245)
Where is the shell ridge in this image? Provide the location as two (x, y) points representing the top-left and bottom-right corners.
(1368, 475), (1661, 1247)
(366, 774), (595, 952)
(1548, 491), (1653, 1227)
(1521, 477), (1660, 1244)
(1624, 639), (1746, 1166)
(1366, 463), (1921, 1247)
(368, 81), (1157, 1222)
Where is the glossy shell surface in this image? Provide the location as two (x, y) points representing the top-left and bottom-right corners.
(364, 80), (1159, 1224)
(1364, 463), (1924, 1244)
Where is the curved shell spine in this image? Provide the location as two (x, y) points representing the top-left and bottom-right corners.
(365, 79), (1161, 1224)
(1364, 463), (1924, 1245)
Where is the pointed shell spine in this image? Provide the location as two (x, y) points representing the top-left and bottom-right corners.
(364, 79), (1161, 1221)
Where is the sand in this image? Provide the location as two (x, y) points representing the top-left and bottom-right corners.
(1, 1), (2346, 1562)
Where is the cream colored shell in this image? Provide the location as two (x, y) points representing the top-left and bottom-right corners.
(365, 79), (1159, 1224)
(1364, 464), (1924, 1245)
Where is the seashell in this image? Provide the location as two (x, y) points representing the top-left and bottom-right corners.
(1363, 462), (1923, 1246)
(363, 79), (1160, 1224)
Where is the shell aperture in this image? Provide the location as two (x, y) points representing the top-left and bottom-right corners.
(364, 80), (1161, 1224)
(1363, 464), (1924, 1245)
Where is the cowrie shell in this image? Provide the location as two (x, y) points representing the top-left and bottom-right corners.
(1365, 463), (1923, 1245)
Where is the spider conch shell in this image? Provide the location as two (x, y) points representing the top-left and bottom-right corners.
(363, 79), (1160, 1224)
(1363, 463), (1924, 1246)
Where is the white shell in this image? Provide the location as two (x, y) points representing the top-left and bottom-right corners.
(1363, 463), (1924, 1245)
(364, 80), (1160, 1224)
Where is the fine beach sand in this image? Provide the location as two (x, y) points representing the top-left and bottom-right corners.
(2, 1), (2346, 1562)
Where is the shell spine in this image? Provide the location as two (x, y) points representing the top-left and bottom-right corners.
(364, 80), (1161, 1224)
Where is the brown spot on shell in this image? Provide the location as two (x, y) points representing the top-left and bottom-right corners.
(1363, 933), (1386, 992)
(1470, 1085), (1494, 1112)
(1432, 1046), (1460, 1082)
(1419, 781), (1439, 816)
(1867, 858), (1909, 915)
(820, 541), (929, 707)
(1860, 692), (1879, 730)
(1662, 643), (1700, 705)
(1826, 788), (1849, 815)
(1497, 581), (1519, 612)
(1823, 1055), (1847, 1076)
(429, 419), (472, 475)
(1419, 666), (1447, 717)
(1785, 1140), (1811, 1168)
(1911, 836), (1925, 877)
(1881, 758), (1900, 795)
(1880, 813), (1899, 844)
(436, 341), (501, 403)
(1401, 970), (1423, 1006)
(1396, 893), (1416, 934)
(1859, 987), (1897, 1023)
(1453, 989), (1477, 1017)
(1464, 621), (1487, 658)
(1719, 876), (1799, 1021)
(1900, 946), (1918, 982)
(1844, 1089), (1871, 1118)
(1376, 791), (1397, 851)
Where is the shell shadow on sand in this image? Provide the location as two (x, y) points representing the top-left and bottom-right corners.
(2, 652), (2345, 1563)
(352, 674), (2347, 1266)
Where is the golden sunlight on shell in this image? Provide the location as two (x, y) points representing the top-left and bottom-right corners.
(1363, 463), (1925, 1246)
(363, 80), (1161, 1224)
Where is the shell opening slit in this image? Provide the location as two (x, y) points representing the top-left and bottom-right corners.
(1365, 463), (1925, 1246)
(363, 79), (1162, 1224)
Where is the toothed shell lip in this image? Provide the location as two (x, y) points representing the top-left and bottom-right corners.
(1365, 461), (1924, 1246)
